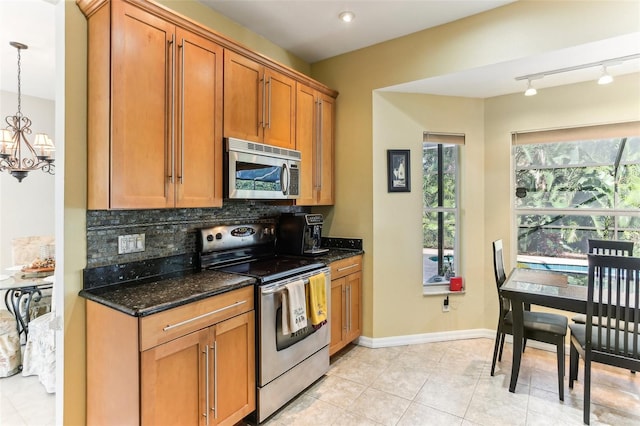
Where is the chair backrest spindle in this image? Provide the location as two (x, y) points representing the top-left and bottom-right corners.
(587, 254), (640, 363)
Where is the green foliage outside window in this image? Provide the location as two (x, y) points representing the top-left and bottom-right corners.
(515, 137), (640, 258)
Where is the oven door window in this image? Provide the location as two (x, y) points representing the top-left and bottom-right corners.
(275, 306), (317, 351)
(235, 162), (282, 192)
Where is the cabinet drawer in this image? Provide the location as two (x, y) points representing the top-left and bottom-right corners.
(140, 286), (253, 351)
(331, 255), (362, 280)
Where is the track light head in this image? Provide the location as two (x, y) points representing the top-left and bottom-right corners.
(524, 80), (537, 96)
(598, 65), (614, 85)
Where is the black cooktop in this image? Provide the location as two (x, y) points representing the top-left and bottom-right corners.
(211, 256), (325, 284)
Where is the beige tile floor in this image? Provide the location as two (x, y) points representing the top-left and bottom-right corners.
(0, 371), (54, 426)
(263, 338), (640, 426)
(1, 337), (638, 426)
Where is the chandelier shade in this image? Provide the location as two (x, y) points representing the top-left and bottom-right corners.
(0, 41), (55, 182)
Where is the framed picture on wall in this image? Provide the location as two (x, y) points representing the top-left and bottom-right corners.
(387, 149), (410, 192)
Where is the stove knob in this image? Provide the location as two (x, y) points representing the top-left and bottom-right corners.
(215, 233), (223, 240)
(206, 234), (214, 242)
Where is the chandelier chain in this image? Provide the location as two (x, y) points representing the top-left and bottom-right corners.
(16, 45), (22, 116)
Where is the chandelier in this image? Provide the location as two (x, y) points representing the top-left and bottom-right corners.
(0, 41), (55, 182)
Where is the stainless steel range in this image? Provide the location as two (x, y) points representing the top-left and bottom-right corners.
(198, 223), (331, 423)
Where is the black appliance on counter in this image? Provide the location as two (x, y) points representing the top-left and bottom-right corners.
(197, 223), (330, 423)
(276, 213), (329, 256)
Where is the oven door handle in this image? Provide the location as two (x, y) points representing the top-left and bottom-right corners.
(261, 278), (312, 295)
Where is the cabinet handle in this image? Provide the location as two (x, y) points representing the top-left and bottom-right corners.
(314, 99), (320, 191)
(162, 300), (247, 331)
(179, 38), (185, 184)
(337, 263), (359, 272)
(204, 344), (209, 425)
(342, 288), (347, 331)
(260, 74), (266, 129)
(267, 76), (272, 129)
(346, 285), (351, 332)
(213, 341), (218, 419)
(317, 98), (323, 190)
(167, 35), (176, 186)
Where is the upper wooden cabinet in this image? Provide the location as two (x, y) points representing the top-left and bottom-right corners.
(296, 83), (335, 205)
(224, 50), (296, 150)
(84, 0), (223, 209)
(78, 0), (337, 209)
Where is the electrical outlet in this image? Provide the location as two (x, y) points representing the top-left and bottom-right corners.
(118, 233), (145, 254)
(442, 296), (450, 312)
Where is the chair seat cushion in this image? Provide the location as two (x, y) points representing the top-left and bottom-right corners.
(505, 310), (568, 336)
(569, 323), (640, 355)
(571, 313), (636, 332)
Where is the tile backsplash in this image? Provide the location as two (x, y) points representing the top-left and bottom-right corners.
(86, 200), (304, 268)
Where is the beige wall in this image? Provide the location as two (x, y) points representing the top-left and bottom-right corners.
(64, 2), (87, 424)
(372, 92), (485, 337)
(311, 0), (640, 338)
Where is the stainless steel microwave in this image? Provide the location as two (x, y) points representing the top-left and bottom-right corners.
(225, 138), (301, 200)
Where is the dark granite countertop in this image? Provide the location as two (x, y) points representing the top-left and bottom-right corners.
(79, 270), (256, 317)
(79, 242), (363, 318)
(314, 248), (364, 264)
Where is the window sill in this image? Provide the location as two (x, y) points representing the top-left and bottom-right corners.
(422, 283), (465, 296)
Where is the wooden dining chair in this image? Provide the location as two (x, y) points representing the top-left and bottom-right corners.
(572, 240), (634, 348)
(568, 254), (640, 425)
(491, 239), (569, 400)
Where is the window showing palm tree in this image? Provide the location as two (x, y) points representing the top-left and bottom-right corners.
(514, 135), (640, 273)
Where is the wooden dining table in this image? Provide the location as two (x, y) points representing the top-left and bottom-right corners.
(500, 267), (588, 393)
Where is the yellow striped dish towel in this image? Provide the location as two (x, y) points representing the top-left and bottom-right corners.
(307, 273), (327, 326)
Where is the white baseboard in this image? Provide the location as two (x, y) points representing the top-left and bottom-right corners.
(356, 329), (562, 353)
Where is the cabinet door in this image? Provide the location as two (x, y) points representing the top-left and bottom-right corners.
(295, 83), (334, 206)
(346, 271), (362, 342)
(141, 328), (209, 426)
(329, 278), (346, 356)
(295, 83), (316, 205)
(213, 311), (255, 426)
(111, 2), (174, 208)
(223, 50), (263, 142)
(175, 28), (224, 208)
(264, 69), (296, 149)
(316, 92), (335, 205)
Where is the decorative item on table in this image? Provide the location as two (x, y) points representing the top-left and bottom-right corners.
(20, 257), (55, 278)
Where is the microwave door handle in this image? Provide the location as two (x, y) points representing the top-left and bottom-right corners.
(281, 163), (289, 196)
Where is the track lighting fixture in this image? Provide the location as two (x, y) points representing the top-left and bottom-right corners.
(524, 80), (537, 96)
(515, 53), (639, 96)
(597, 65), (613, 85)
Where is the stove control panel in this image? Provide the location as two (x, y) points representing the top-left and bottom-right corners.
(199, 223), (276, 253)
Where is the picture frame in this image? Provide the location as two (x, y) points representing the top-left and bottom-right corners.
(387, 149), (410, 192)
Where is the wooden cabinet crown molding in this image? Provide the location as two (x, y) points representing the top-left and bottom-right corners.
(76, 0), (338, 98)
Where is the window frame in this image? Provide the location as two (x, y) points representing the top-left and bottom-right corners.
(511, 122), (640, 268)
(422, 134), (463, 290)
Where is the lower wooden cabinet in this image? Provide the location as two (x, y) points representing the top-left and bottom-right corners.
(329, 255), (363, 356)
(87, 286), (255, 426)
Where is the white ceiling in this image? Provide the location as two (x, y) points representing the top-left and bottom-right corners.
(0, 0), (57, 101)
(1, 0), (638, 101)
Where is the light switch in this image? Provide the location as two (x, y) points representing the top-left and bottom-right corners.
(118, 233), (145, 254)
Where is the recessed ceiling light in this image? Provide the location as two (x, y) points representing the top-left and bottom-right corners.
(339, 11), (355, 23)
